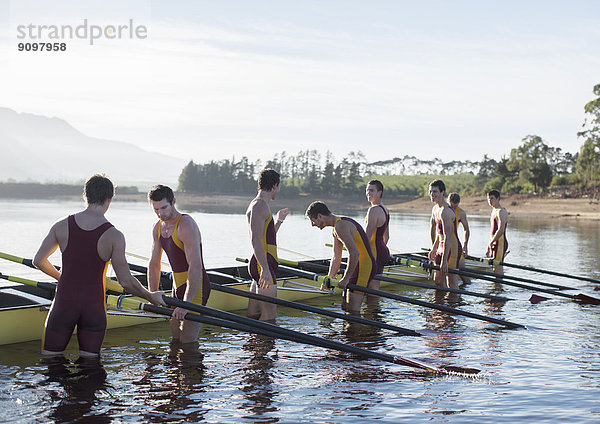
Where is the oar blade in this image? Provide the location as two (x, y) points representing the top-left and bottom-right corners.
(573, 293), (600, 305)
(393, 356), (481, 375)
(440, 365), (481, 375)
(529, 294), (550, 304)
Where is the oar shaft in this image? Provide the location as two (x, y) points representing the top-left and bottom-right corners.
(346, 284), (524, 329)
(0, 251), (56, 270)
(277, 259), (522, 328)
(499, 260), (600, 284)
(460, 266), (576, 291)
(466, 254), (600, 285)
(281, 257), (509, 302)
(374, 274), (508, 302)
(210, 282), (421, 336)
(0, 273), (57, 292)
(454, 268), (576, 300)
(400, 254), (578, 299)
(158, 295), (425, 368)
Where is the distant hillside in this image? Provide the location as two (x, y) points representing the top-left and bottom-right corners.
(0, 107), (186, 188)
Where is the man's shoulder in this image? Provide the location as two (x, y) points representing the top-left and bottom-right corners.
(178, 214), (200, 233)
(101, 226), (124, 244)
(368, 204), (385, 216)
(249, 198), (269, 217)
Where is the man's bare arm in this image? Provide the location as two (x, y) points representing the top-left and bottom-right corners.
(147, 222), (163, 292)
(110, 230), (165, 306)
(460, 210), (470, 253)
(178, 216), (203, 303)
(33, 222), (62, 281)
(249, 201), (272, 288)
(365, 206), (383, 241)
(328, 235), (343, 279)
(335, 222), (360, 288)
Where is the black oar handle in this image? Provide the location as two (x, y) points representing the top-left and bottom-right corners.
(210, 282), (421, 336)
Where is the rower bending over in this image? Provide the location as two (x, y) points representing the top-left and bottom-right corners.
(33, 174), (165, 357)
(306, 201), (376, 313)
(428, 179), (462, 289)
(246, 169), (289, 321)
(486, 189), (508, 274)
(148, 184), (211, 346)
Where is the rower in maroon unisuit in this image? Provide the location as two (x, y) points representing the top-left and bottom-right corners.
(33, 174), (164, 357)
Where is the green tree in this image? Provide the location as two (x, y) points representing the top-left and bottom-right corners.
(507, 135), (553, 193)
(178, 160), (198, 192)
(576, 84), (600, 188)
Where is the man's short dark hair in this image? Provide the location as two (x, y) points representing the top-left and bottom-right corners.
(429, 179), (446, 194)
(449, 192), (460, 204)
(258, 168), (280, 191)
(487, 189), (500, 199)
(83, 174), (114, 205)
(148, 184), (175, 204)
(305, 201), (331, 219)
(367, 179), (384, 194)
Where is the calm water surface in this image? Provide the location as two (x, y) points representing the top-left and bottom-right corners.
(0, 199), (599, 423)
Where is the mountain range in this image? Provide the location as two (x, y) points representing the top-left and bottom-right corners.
(0, 107), (186, 188)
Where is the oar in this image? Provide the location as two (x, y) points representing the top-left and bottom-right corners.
(275, 266), (524, 329)
(209, 281), (422, 336)
(465, 254), (600, 285)
(116, 256), (422, 336)
(0, 272), (57, 292)
(278, 258), (510, 303)
(396, 255), (575, 290)
(277, 246), (316, 260)
(0, 252), (128, 293)
(126, 251), (171, 268)
(459, 265), (577, 291)
(0, 251), (42, 269)
(400, 254), (600, 305)
(107, 294), (479, 375)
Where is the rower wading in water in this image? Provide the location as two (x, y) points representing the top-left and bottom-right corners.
(33, 174), (164, 357)
(148, 184), (211, 346)
(364, 179), (390, 291)
(246, 168), (289, 321)
(428, 179), (462, 290)
(486, 189), (508, 274)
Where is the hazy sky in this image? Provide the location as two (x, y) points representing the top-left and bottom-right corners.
(1, 0), (599, 165)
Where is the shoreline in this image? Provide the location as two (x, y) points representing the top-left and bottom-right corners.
(5, 192), (599, 220)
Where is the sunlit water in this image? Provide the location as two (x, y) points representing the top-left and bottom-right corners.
(0, 199), (599, 423)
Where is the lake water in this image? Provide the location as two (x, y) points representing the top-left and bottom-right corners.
(0, 198), (599, 423)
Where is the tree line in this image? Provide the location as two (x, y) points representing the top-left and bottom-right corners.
(179, 83), (600, 197)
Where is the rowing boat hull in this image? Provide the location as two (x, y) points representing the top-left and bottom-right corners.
(0, 257), (463, 346)
(0, 303), (167, 346)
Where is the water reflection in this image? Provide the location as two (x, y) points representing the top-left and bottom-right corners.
(42, 356), (110, 424)
(240, 333), (279, 422)
(138, 342), (207, 423)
